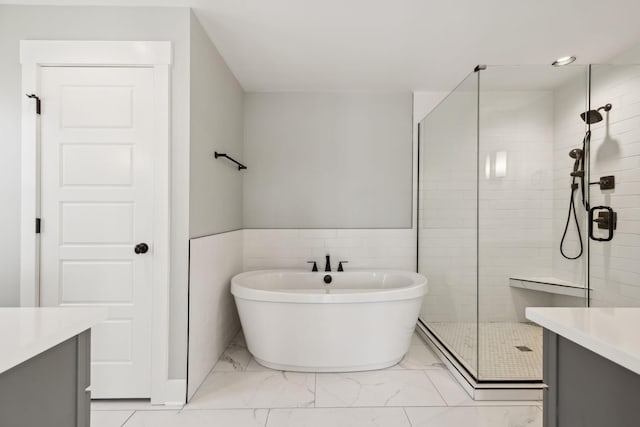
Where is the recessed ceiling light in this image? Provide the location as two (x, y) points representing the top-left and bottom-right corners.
(552, 56), (577, 67)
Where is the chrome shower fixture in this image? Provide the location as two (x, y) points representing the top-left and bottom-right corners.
(580, 103), (612, 124)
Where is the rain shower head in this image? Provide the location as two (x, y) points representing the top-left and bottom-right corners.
(580, 103), (612, 124)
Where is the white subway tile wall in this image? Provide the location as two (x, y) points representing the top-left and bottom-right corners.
(551, 75), (589, 288)
(552, 64), (640, 307)
(243, 229), (416, 272)
(418, 88), (558, 325)
(586, 64), (640, 307)
(418, 83), (478, 324)
(419, 64), (640, 328)
(477, 91), (556, 323)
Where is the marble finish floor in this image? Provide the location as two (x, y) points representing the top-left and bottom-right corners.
(91, 330), (542, 426)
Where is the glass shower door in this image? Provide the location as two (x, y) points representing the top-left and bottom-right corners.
(418, 72), (479, 377)
(476, 65), (589, 381)
(418, 64), (596, 383)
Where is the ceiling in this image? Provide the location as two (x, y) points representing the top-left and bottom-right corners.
(4, 0), (640, 91)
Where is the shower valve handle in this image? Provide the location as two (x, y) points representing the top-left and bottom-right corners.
(589, 206), (616, 242)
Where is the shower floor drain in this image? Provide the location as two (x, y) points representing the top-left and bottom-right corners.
(515, 345), (533, 352)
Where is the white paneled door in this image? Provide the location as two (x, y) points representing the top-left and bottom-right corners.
(40, 67), (154, 398)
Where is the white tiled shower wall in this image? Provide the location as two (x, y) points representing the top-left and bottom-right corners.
(551, 76), (589, 288)
(418, 89), (558, 323)
(584, 65), (640, 307)
(418, 85), (478, 323)
(419, 63), (640, 324)
(477, 91), (556, 322)
(551, 65), (640, 307)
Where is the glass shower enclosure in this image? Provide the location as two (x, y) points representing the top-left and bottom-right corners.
(417, 64), (594, 382)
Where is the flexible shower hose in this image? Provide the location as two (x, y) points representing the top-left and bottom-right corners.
(560, 131), (590, 260)
(560, 179), (584, 260)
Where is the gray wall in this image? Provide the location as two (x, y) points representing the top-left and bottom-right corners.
(243, 92), (413, 228)
(189, 12), (244, 238)
(0, 5), (190, 379)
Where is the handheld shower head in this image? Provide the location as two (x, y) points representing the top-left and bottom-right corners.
(569, 148), (583, 174)
(569, 148), (583, 160)
(580, 103), (612, 124)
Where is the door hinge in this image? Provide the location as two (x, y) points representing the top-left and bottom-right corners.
(26, 94), (41, 115)
(35, 218), (41, 234)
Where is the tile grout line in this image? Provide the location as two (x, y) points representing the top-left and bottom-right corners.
(263, 408), (272, 427)
(402, 407), (414, 427)
(313, 373), (317, 408)
(421, 369), (449, 407)
(120, 410), (136, 427)
(155, 404), (546, 411)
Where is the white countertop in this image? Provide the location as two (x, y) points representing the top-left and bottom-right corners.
(526, 307), (640, 375)
(0, 307), (106, 375)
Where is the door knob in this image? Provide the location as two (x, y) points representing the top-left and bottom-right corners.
(134, 243), (149, 254)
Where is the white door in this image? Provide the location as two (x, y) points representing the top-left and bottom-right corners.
(40, 66), (154, 398)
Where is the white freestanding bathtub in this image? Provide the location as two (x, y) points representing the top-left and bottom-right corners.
(231, 270), (427, 372)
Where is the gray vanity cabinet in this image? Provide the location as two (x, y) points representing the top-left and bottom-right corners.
(0, 330), (91, 427)
(543, 329), (640, 427)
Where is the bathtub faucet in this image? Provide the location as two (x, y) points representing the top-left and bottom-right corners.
(325, 254), (331, 272)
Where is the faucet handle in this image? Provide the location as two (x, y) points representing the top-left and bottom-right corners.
(325, 254), (332, 272)
(307, 261), (318, 272)
(338, 261), (349, 272)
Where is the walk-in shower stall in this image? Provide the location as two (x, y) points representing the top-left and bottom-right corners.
(417, 63), (640, 384)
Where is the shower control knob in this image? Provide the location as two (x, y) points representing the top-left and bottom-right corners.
(134, 243), (149, 254)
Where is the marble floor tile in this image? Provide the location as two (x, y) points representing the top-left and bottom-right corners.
(212, 341), (253, 372)
(404, 406), (542, 427)
(246, 357), (275, 372)
(266, 408), (411, 427)
(391, 345), (445, 370)
(315, 370), (445, 407)
(231, 330), (246, 345)
(411, 331), (426, 346)
(424, 369), (472, 405)
(123, 409), (268, 427)
(91, 400), (182, 411)
(91, 410), (134, 427)
(186, 371), (315, 409)
(424, 370), (541, 407)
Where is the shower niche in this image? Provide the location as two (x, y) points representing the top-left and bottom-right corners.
(417, 63), (640, 388)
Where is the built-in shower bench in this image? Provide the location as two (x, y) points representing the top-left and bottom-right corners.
(509, 276), (587, 298)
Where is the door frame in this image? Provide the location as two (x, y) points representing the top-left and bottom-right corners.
(19, 40), (180, 404)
